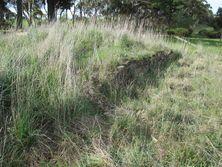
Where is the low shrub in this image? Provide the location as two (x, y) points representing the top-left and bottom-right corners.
(198, 29), (222, 39)
(0, 20), (13, 30)
(198, 29), (210, 37)
(167, 28), (192, 37)
(207, 31), (222, 38)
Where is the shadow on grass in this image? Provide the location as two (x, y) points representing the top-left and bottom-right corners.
(0, 73), (13, 128)
(100, 51), (182, 104)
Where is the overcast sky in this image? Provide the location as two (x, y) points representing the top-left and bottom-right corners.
(207, 0), (222, 13)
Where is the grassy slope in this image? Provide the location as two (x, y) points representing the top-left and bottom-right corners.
(0, 23), (222, 166)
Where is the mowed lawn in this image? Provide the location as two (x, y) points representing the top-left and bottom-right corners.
(187, 37), (222, 47)
(185, 37), (222, 55)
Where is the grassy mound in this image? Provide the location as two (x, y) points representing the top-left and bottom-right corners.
(0, 22), (221, 166)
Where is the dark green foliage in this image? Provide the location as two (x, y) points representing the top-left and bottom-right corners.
(167, 28), (192, 37)
(207, 30), (222, 39)
(0, 72), (13, 127)
(1, 0), (215, 31)
(0, 20), (13, 30)
(0, 0), (12, 29)
(198, 29), (212, 37)
(198, 29), (222, 39)
(215, 8), (222, 28)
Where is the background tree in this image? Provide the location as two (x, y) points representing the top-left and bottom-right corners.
(57, 0), (73, 19)
(16, 0), (23, 29)
(70, 0), (77, 23)
(0, 0), (217, 33)
(0, 0), (14, 29)
(78, 0), (83, 18)
(216, 7), (222, 28)
(0, 0), (8, 22)
(46, 0), (57, 22)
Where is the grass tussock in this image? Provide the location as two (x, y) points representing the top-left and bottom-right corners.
(0, 22), (221, 166)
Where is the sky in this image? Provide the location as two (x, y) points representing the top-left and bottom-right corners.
(207, 0), (222, 13)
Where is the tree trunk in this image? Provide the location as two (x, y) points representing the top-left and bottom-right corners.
(0, 14), (4, 23)
(72, 8), (76, 25)
(16, 0), (23, 30)
(71, 1), (76, 25)
(60, 9), (64, 19)
(28, 1), (33, 26)
(79, 0), (82, 19)
(47, 0), (56, 22)
(94, 8), (97, 24)
(72, 9), (76, 24)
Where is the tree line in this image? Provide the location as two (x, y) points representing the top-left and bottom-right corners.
(0, 0), (222, 32)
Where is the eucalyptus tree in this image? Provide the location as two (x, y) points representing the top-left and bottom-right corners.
(22, 0), (44, 26)
(0, 0), (9, 22)
(46, 0), (57, 22)
(16, 0), (23, 29)
(70, 0), (77, 23)
(216, 7), (222, 28)
(102, 0), (212, 28)
(57, 0), (73, 19)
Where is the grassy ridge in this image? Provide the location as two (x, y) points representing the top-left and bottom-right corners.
(0, 23), (221, 166)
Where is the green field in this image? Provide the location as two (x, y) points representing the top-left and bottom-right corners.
(188, 37), (222, 47)
(0, 23), (222, 166)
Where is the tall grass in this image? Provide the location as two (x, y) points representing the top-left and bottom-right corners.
(0, 22), (221, 166)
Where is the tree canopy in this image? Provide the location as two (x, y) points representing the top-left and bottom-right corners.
(0, 0), (220, 31)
